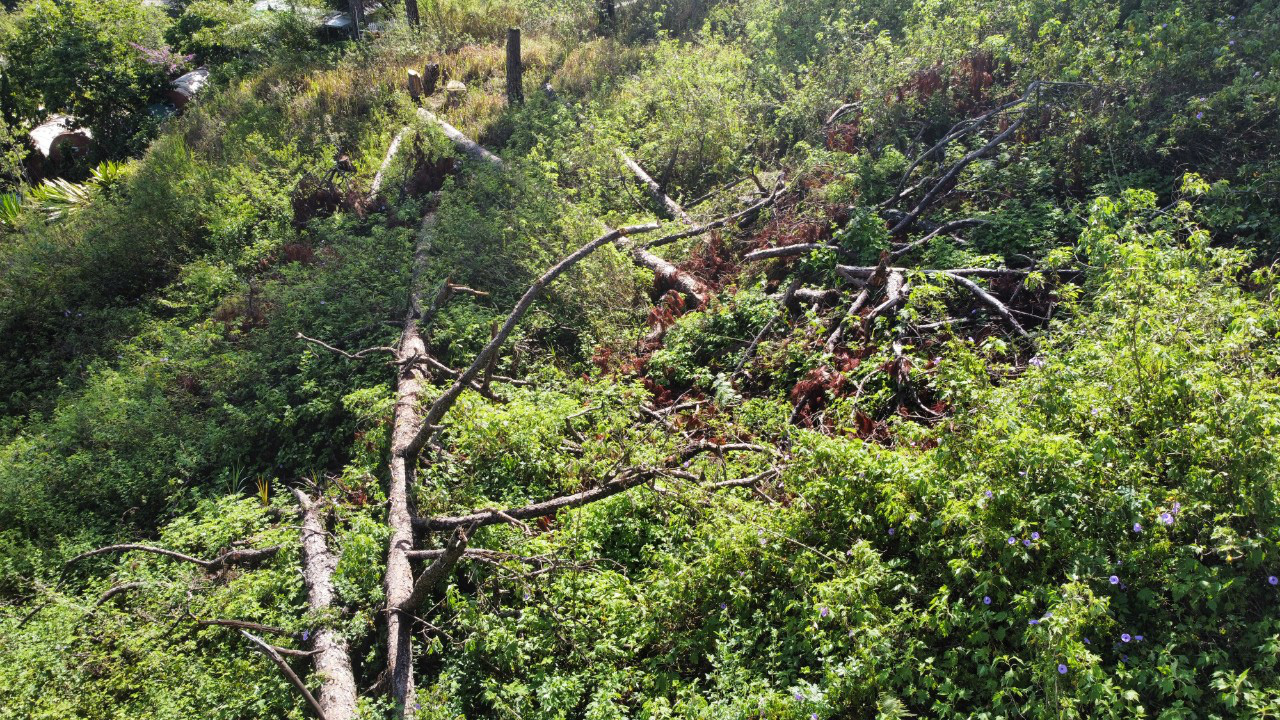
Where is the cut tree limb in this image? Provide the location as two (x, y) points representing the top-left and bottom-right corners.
(617, 149), (693, 224)
(400, 526), (472, 611)
(240, 629), (331, 720)
(418, 109), (503, 167)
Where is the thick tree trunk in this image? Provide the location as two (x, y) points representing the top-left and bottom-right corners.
(405, 0), (420, 26)
(294, 490), (359, 720)
(384, 209), (438, 718)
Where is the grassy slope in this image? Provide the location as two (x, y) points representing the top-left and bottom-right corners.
(1, 0), (1279, 718)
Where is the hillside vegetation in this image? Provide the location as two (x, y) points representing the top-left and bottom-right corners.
(1, 0), (1279, 718)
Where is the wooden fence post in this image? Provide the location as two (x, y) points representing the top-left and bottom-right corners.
(506, 28), (523, 105)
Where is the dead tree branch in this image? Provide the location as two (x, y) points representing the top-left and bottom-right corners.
(617, 149), (693, 224)
(294, 490), (358, 720)
(240, 629), (331, 720)
(66, 544), (279, 573)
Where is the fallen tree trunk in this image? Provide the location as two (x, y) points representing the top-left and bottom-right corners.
(384, 204), (439, 718)
(294, 490), (359, 720)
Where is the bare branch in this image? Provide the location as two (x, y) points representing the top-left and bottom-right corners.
(617, 149), (693, 224)
(418, 109), (502, 167)
(92, 581), (147, 609)
(644, 178), (783, 249)
(66, 544), (279, 573)
(297, 332), (396, 360)
(400, 526), (472, 611)
(414, 467), (657, 533)
(943, 272), (1029, 337)
(240, 629), (331, 720)
(404, 223), (660, 457)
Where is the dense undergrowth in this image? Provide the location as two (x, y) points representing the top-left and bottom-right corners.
(1, 0), (1279, 718)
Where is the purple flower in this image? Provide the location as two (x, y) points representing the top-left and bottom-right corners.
(1161, 23), (1167, 28)
(301, 630), (309, 641)
(1229, 40), (1235, 46)
(820, 606), (830, 618)
(1135, 635), (1144, 642)
(1058, 663), (1068, 674)
(794, 691), (805, 702)
(1133, 523), (1142, 533)
(1269, 576), (1278, 586)
(1009, 537), (1017, 545)
(720, 602), (727, 610)
(888, 528), (895, 536)
(1160, 512), (1174, 526)
(1043, 612), (1053, 619)
(985, 490), (994, 499)
(1171, 502), (1181, 514)
(1196, 111), (1204, 119)
(1084, 637), (1091, 644)
(1109, 575), (1120, 585)
(320, 300), (326, 305)
(1029, 619), (1039, 625)
(812, 715), (819, 720)
(1023, 539), (1032, 547)
(1031, 532), (1040, 541)
(1029, 356), (1045, 368)
(983, 596), (991, 605)
(1121, 633), (1131, 643)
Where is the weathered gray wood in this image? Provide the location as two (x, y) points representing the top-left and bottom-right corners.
(294, 491), (358, 720)
(506, 28), (523, 105)
(407, 70), (423, 104)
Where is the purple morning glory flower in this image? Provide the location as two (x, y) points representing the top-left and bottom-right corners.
(1023, 539), (1032, 547)
(720, 602), (727, 610)
(1029, 619), (1039, 625)
(1043, 613), (1053, 619)
(1029, 356), (1045, 368)
(1171, 502), (1181, 514)
(1121, 633), (1132, 643)
(1133, 523), (1142, 533)
(985, 490), (993, 499)
(1160, 512), (1174, 526)
(1196, 111), (1204, 119)
(1009, 537), (1017, 545)
(1084, 637), (1091, 644)
(888, 528), (895, 536)
(820, 606), (829, 618)
(1161, 23), (1167, 28)
(794, 691), (804, 702)
(1058, 663), (1068, 674)
(812, 715), (818, 720)
(983, 596), (991, 605)
(1269, 576), (1278, 586)
(320, 300), (326, 305)
(1109, 575), (1120, 585)
(1031, 532), (1040, 541)
(301, 630), (309, 641)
